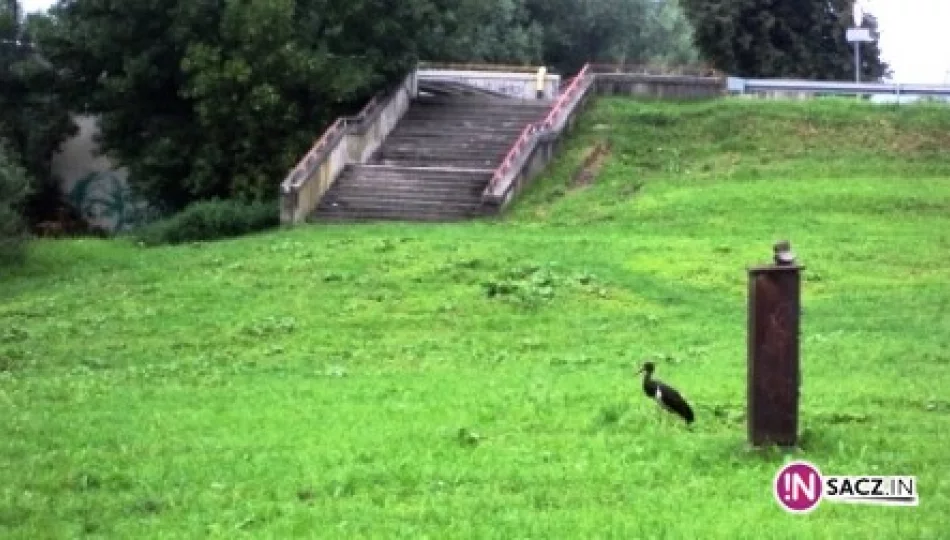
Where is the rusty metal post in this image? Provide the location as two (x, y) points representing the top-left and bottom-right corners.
(747, 240), (804, 448)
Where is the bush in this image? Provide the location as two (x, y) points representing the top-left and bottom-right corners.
(135, 199), (279, 246)
(0, 144), (32, 265)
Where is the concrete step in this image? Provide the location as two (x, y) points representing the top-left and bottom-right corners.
(335, 177), (489, 192)
(314, 200), (490, 219)
(395, 119), (538, 130)
(400, 113), (545, 123)
(330, 177), (487, 191)
(386, 128), (526, 139)
(404, 105), (548, 114)
(346, 164), (493, 177)
(312, 209), (489, 222)
(373, 158), (500, 168)
(381, 142), (515, 153)
(384, 134), (516, 143)
(401, 104), (548, 115)
(316, 200), (489, 214)
(385, 131), (519, 140)
(328, 189), (486, 204)
(320, 190), (485, 207)
(377, 148), (511, 159)
(384, 130), (522, 139)
(336, 165), (491, 186)
(412, 97), (553, 108)
(377, 145), (510, 156)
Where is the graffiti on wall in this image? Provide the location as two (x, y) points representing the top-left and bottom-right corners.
(65, 170), (159, 233)
(50, 115), (162, 235)
(436, 77), (528, 97)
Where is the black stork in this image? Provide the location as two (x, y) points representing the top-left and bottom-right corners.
(637, 361), (695, 427)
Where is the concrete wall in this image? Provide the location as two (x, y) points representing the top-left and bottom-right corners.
(50, 115), (154, 233)
(593, 74), (725, 99)
(416, 69), (561, 99)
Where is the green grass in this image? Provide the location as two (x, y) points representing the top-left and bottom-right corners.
(2, 97), (949, 538)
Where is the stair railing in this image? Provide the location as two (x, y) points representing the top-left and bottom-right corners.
(484, 63), (595, 200)
(279, 70), (415, 224)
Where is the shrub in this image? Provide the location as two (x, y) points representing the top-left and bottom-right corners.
(0, 144), (32, 265)
(135, 198), (279, 246)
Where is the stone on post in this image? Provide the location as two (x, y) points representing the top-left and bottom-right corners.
(747, 240), (804, 448)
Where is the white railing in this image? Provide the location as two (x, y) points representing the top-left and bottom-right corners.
(728, 77), (950, 98)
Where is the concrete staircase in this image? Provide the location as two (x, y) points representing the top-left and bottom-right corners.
(313, 94), (552, 221)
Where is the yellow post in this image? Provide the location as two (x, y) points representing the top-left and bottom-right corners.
(535, 66), (547, 99)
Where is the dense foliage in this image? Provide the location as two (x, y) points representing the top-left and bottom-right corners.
(680, 0), (890, 80)
(526, 0), (698, 74)
(0, 140), (32, 264)
(0, 1), (77, 224)
(135, 198), (279, 246)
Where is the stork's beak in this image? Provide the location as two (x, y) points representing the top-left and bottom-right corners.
(635, 366), (644, 375)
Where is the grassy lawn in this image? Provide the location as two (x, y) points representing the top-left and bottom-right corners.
(2, 97), (949, 538)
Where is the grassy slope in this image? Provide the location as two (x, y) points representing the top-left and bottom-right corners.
(2, 97), (949, 538)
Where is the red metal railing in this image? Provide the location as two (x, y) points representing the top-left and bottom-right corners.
(283, 89), (387, 190)
(486, 63), (593, 193)
(540, 63), (591, 130)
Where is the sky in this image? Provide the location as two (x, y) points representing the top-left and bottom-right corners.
(16, 0), (950, 84)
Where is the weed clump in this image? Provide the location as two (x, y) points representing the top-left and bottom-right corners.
(481, 264), (607, 307)
(135, 199), (277, 246)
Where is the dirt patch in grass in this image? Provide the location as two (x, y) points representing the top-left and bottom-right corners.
(570, 140), (611, 189)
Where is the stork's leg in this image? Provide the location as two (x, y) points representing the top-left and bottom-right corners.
(655, 403), (667, 427)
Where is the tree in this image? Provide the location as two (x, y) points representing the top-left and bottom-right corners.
(0, 139), (32, 265)
(420, 0), (543, 64)
(34, 0), (443, 212)
(525, 0), (699, 75)
(639, 0), (700, 66)
(0, 1), (77, 224)
(680, 0), (890, 80)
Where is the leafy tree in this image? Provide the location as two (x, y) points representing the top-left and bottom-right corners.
(524, 0), (699, 74)
(34, 0), (440, 211)
(639, 0), (700, 66)
(0, 138), (32, 265)
(680, 0), (890, 80)
(421, 0), (543, 64)
(0, 1), (77, 224)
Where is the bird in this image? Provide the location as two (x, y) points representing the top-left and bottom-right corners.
(636, 361), (695, 427)
(773, 240), (796, 265)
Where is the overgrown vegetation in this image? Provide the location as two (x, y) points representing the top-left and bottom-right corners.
(0, 141), (31, 265)
(1, 98), (948, 536)
(0, 1), (77, 225)
(135, 199), (279, 246)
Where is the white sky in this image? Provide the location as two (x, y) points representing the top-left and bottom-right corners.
(17, 0), (950, 84)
